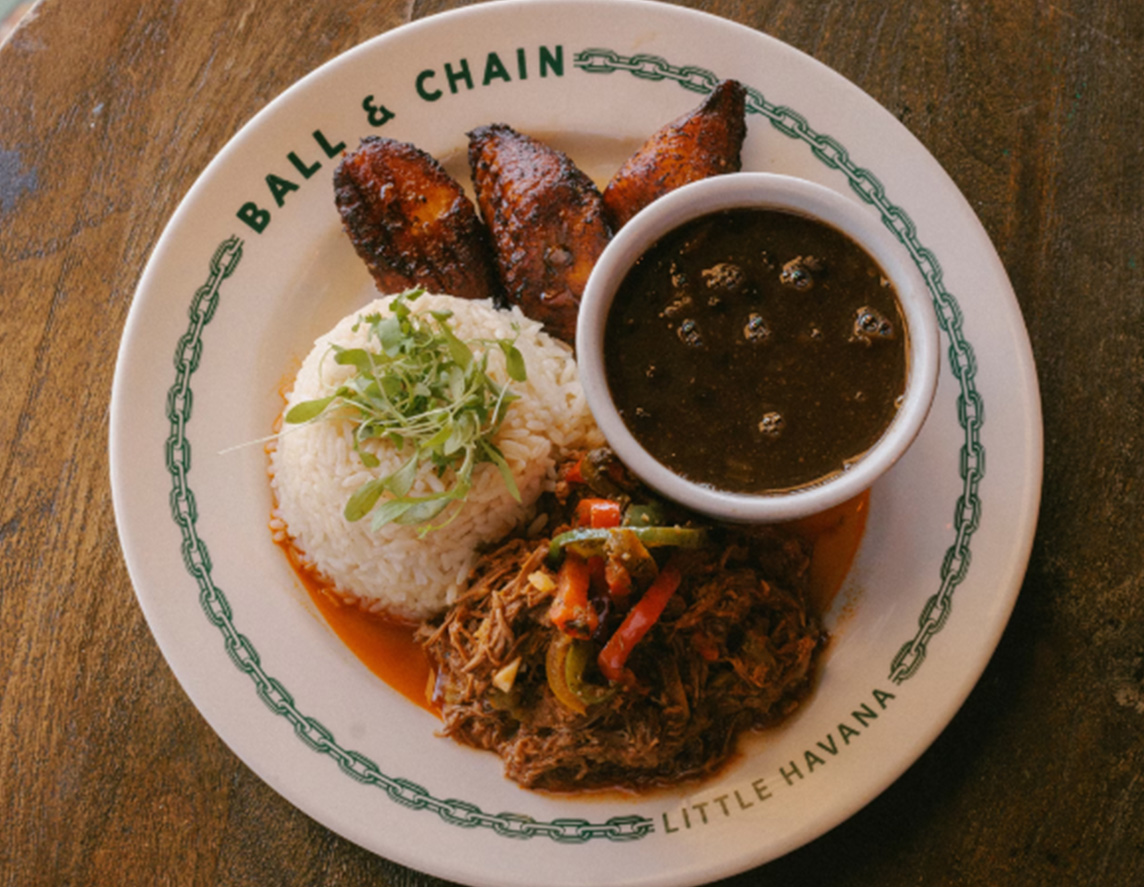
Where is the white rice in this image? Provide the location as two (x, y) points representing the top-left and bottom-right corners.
(269, 292), (602, 621)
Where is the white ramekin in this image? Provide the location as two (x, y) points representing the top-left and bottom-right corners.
(577, 172), (940, 523)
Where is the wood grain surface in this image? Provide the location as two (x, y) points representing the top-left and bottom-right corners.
(2, 1), (1142, 885)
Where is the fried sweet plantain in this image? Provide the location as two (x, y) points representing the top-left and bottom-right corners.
(602, 79), (748, 230)
(468, 124), (612, 343)
(334, 136), (501, 301)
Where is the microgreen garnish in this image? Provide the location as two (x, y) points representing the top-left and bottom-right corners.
(284, 289), (528, 532)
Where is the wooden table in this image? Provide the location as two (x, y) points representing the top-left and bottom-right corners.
(3, 1), (1141, 884)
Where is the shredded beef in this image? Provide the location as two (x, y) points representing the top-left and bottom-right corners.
(419, 518), (822, 792)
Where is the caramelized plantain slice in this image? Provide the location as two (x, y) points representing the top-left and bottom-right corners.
(334, 136), (501, 301)
(468, 124), (612, 343)
(602, 79), (748, 230)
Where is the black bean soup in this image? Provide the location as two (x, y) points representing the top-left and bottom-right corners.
(604, 208), (908, 494)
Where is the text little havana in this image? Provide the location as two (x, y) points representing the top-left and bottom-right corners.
(660, 687), (897, 835)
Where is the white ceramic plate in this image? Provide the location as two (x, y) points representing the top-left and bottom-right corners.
(109, 2), (1042, 885)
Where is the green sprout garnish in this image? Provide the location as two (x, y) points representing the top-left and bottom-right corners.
(284, 289), (528, 532)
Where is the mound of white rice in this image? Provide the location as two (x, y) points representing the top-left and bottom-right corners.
(269, 292), (602, 621)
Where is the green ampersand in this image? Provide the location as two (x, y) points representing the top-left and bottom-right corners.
(362, 95), (396, 128)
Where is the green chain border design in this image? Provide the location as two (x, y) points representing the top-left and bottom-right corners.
(164, 49), (984, 845)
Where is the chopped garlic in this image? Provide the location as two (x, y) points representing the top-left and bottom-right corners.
(492, 657), (522, 693)
(528, 571), (555, 593)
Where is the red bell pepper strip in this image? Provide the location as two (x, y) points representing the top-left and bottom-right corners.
(562, 457), (585, 485)
(547, 552), (597, 639)
(575, 497), (622, 529)
(604, 558), (632, 600)
(597, 562), (682, 682)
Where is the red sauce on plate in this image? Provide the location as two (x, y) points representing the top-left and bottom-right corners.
(278, 541), (438, 714)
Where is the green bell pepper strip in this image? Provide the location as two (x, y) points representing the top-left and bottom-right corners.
(547, 525), (708, 565)
(622, 502), (667, 528)
(564, 639), (615, 707)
